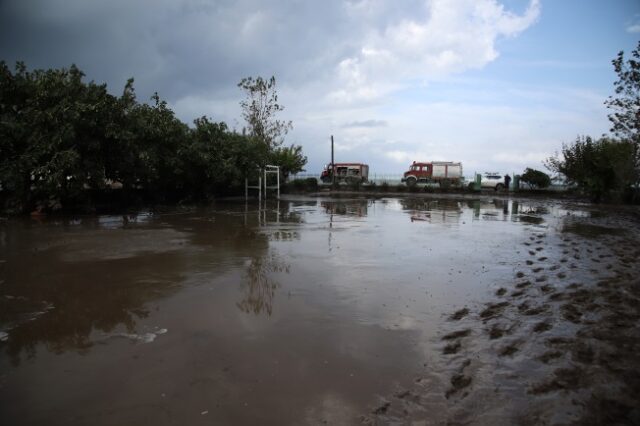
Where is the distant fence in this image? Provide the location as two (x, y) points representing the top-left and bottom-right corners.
(289, 173), (404, 184)
(289, 173), (573, 192)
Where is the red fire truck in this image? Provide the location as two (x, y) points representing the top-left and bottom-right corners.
(320, 163), (369, 184)
(401, 161), (463, 186)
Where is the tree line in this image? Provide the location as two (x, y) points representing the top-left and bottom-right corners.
(546, 41), (640, 203)
(0, 63), (306, 214)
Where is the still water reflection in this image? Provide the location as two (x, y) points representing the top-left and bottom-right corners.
(0, 196), (558, 425)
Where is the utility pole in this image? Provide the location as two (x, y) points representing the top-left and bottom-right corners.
(331, 135), (335, 185)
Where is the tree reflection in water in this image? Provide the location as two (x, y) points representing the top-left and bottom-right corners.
(236, 253), (289, 316)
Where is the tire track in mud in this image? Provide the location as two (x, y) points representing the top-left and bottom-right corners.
(362, 204), (640, 425)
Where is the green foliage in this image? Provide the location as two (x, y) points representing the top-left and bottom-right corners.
(0, 63), (304, 213)
(287, 177), (318, 192)
(546, 136), (637, 202)
(520, 168), (551, 189)
(238, 76), (292, 149)
(269, 144), (307, 179)
(604, 41), (640, 198)
(545, 44), (640, 203)
(606, 41), (640, 143)
(0, 62), (124, 211)
(304, 177), (318, 191)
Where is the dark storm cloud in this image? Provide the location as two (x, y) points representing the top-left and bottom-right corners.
(0, 0), (424, 103)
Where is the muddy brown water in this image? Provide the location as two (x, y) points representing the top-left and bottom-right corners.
(0, 196), (636, 425)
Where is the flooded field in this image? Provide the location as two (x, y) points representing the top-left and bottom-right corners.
(1, 196), (638, 425)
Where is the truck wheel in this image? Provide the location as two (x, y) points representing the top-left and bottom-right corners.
(406, 176), (417, 187)
(495, 183), (504, 191)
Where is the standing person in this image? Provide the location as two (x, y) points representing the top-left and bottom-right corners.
(504, 174), (512, 191)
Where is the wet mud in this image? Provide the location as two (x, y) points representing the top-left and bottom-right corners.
(1, 197), (638, 425)
(366, 201), (640, 425)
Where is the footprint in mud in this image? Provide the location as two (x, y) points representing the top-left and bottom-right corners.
(445, 359), (472, 398)
(557, 272), (567, 279)
(498, 341), (521, 357)
(371, 401), (391, 415)
(450, 308), (470, 321)
(562, 249), (570, 254)
(545, 336), (574, 346)
(561, 304), (582, 323)
(560, 258), (568, 263)
(394, 389), (412, 399)
(571, 342), (595, 364)
(535, 276), (547, 283)
(535, 247), (544, 252)
(526, 260), (534, 265)
(532, 267), (544, 273)
(480, 302), (510, 320)
(533, 321), (552, 333)
(537, 350), (563, 364)
(538, 256), (548, 261)
(511, 290), (525, 298)
(540, 284), (555, 294)
(443, 341), (462, 354)
(489, 324), (509, 339)
(442, 329), (471, 340)
(441, 329), (471, 355)
(445, 374), (472, 399)
(516, 271), (525, 278)
(549, 264), (560, 271)
(523, 304), (547, 316)
(516, 280), (531, 289)
(548, 292), (567, 301)
(495, 288), (507, 296)
(529, 367), (585, 394)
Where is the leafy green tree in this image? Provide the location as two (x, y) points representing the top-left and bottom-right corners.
(269, 144), (307, 180)
(0, 63), (306, 213)
(605, 42), (640, 197)
(0, 62), (122, 212)
(520, 168), (551, 189)
(546, 136), (636, 202)
(606, 41), (640, 144)
(125, 92), (190, 199)
(186, 117), (268, 197)
(238, 76), (292, 149)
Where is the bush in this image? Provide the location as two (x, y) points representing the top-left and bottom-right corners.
(291, 179), (306, 191)
(546, 136), (637, 202)
(305, 177), (318, 191)
(520, 168), (551, 189)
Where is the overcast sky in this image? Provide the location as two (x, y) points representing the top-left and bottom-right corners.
(1, 0), (639, 175)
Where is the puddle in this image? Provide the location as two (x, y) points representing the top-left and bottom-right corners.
(0, 197), (637, 425)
